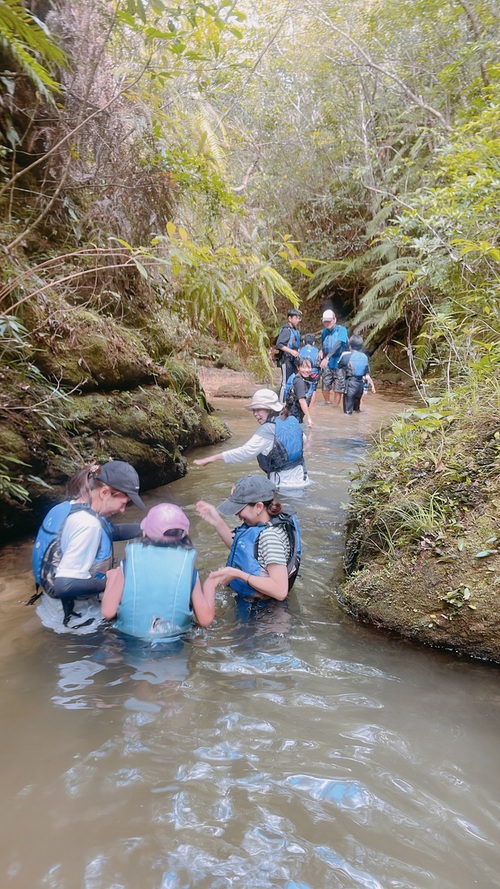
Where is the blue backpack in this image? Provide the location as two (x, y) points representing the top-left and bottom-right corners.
(257, 416), (304, 475)
(32, 501), (73, 585)
(284, 374), (315, 405)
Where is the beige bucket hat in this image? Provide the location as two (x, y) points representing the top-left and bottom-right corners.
(244, 388), (284, 412)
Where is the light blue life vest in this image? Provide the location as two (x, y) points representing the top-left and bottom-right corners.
(257, 416), (304, 475)
(299, 344), (319, 367)
(226, 514), (301, 598)
(340, 349), (369, 377)
(33, 502), (113, 588)
(115, 542), (197, 640)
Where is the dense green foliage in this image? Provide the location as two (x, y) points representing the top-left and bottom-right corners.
(0, 0), (499, 512)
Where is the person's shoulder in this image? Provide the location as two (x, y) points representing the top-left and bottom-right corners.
(275, 324), (290, 345)
(258, 421), (276, 439)
(260, 523), (288, 545)
(64, 508), (100, 532)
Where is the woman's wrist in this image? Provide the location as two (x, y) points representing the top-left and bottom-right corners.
(246, 573), (252, 585)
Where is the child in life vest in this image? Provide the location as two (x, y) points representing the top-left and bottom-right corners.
(101, 503), (216, 639)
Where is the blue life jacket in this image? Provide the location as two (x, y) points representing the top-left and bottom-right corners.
(32, 501), (72, 584)
(226, 514), (301, 598)
(340, 350), (369, 378)
(322, 325), (348, 368)
(115, 543), (197, 640)
(257, 416), (304, 475)
(33, 502), (113, 587)
(287, 327), (301, 351)
(284, 373), (315, 406)
(299, 344), (319, 367)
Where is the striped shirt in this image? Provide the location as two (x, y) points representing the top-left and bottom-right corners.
(257, 524), (290, 568)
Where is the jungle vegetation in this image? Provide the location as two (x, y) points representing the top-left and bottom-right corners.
(0, 0), (499, 531)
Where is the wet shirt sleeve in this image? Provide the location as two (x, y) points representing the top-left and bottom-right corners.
(275, 325), (291, 349)
(293, 376), (308, 401)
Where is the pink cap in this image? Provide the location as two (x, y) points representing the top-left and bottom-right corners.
(140, 503), (190, 540)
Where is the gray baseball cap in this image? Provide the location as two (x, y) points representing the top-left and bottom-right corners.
(217, 475), (276, 516)
(98, 461), (144, 509)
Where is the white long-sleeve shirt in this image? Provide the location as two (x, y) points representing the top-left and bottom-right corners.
(222, 423), (309, 490)
(222, 426), (275, 464)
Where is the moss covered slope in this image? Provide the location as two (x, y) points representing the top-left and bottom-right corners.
(340, 379), (500, 662)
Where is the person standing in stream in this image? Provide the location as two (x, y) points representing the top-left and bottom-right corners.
(275, 308), (302, 402)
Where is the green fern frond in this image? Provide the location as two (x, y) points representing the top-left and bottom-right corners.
(0, 0), (66, 101)
(371, 256), (419, 280)
(361, 297), (409, 343)
(360, 272), (412, 302)
(366, 201), (399, 238)
(308, 259), (349, 297)
(195, 106), (226, 171)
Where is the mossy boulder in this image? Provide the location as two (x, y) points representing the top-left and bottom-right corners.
(0, 369), (229, 538)
(24, 296), (157, 390)
(340, 508), (500, 662)
(65, 385), (228, 488)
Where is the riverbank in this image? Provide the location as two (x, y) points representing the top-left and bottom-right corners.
(340, 378), (500, 663)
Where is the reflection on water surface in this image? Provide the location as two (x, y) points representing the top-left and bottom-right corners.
(1, 395), (500, 889)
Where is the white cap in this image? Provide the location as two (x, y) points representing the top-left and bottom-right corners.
(322, 309), (335, 321)
(244, 388), (284, 412)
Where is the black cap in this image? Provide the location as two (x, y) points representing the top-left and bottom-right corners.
(287, 307), (302, 317)
(98, 461), (144, 509)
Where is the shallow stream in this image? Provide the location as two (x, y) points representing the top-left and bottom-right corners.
(1, 394), (499, 889)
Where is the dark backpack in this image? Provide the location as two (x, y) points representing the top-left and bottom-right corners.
(254, 513), (301, 590)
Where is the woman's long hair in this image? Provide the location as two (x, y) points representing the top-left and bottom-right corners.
(65, 465), (98, 501)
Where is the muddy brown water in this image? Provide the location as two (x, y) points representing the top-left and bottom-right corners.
(1, 394), (500, 889)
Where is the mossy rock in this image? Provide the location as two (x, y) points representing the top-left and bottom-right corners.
(340, 509), (500, 662)
(0, 425), (32, 466)
(61, 385), (229, 489)
(141, 315), (190, 361)
(24, 296), (157, 390)
(0, 379), (229, 538)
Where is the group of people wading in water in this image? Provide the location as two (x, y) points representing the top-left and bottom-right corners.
(30, 307), (374, 640)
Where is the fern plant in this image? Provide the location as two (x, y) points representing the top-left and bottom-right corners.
(0, 0), (66, 101)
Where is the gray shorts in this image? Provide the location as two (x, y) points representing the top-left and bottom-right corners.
(322, 367), (346, 393)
